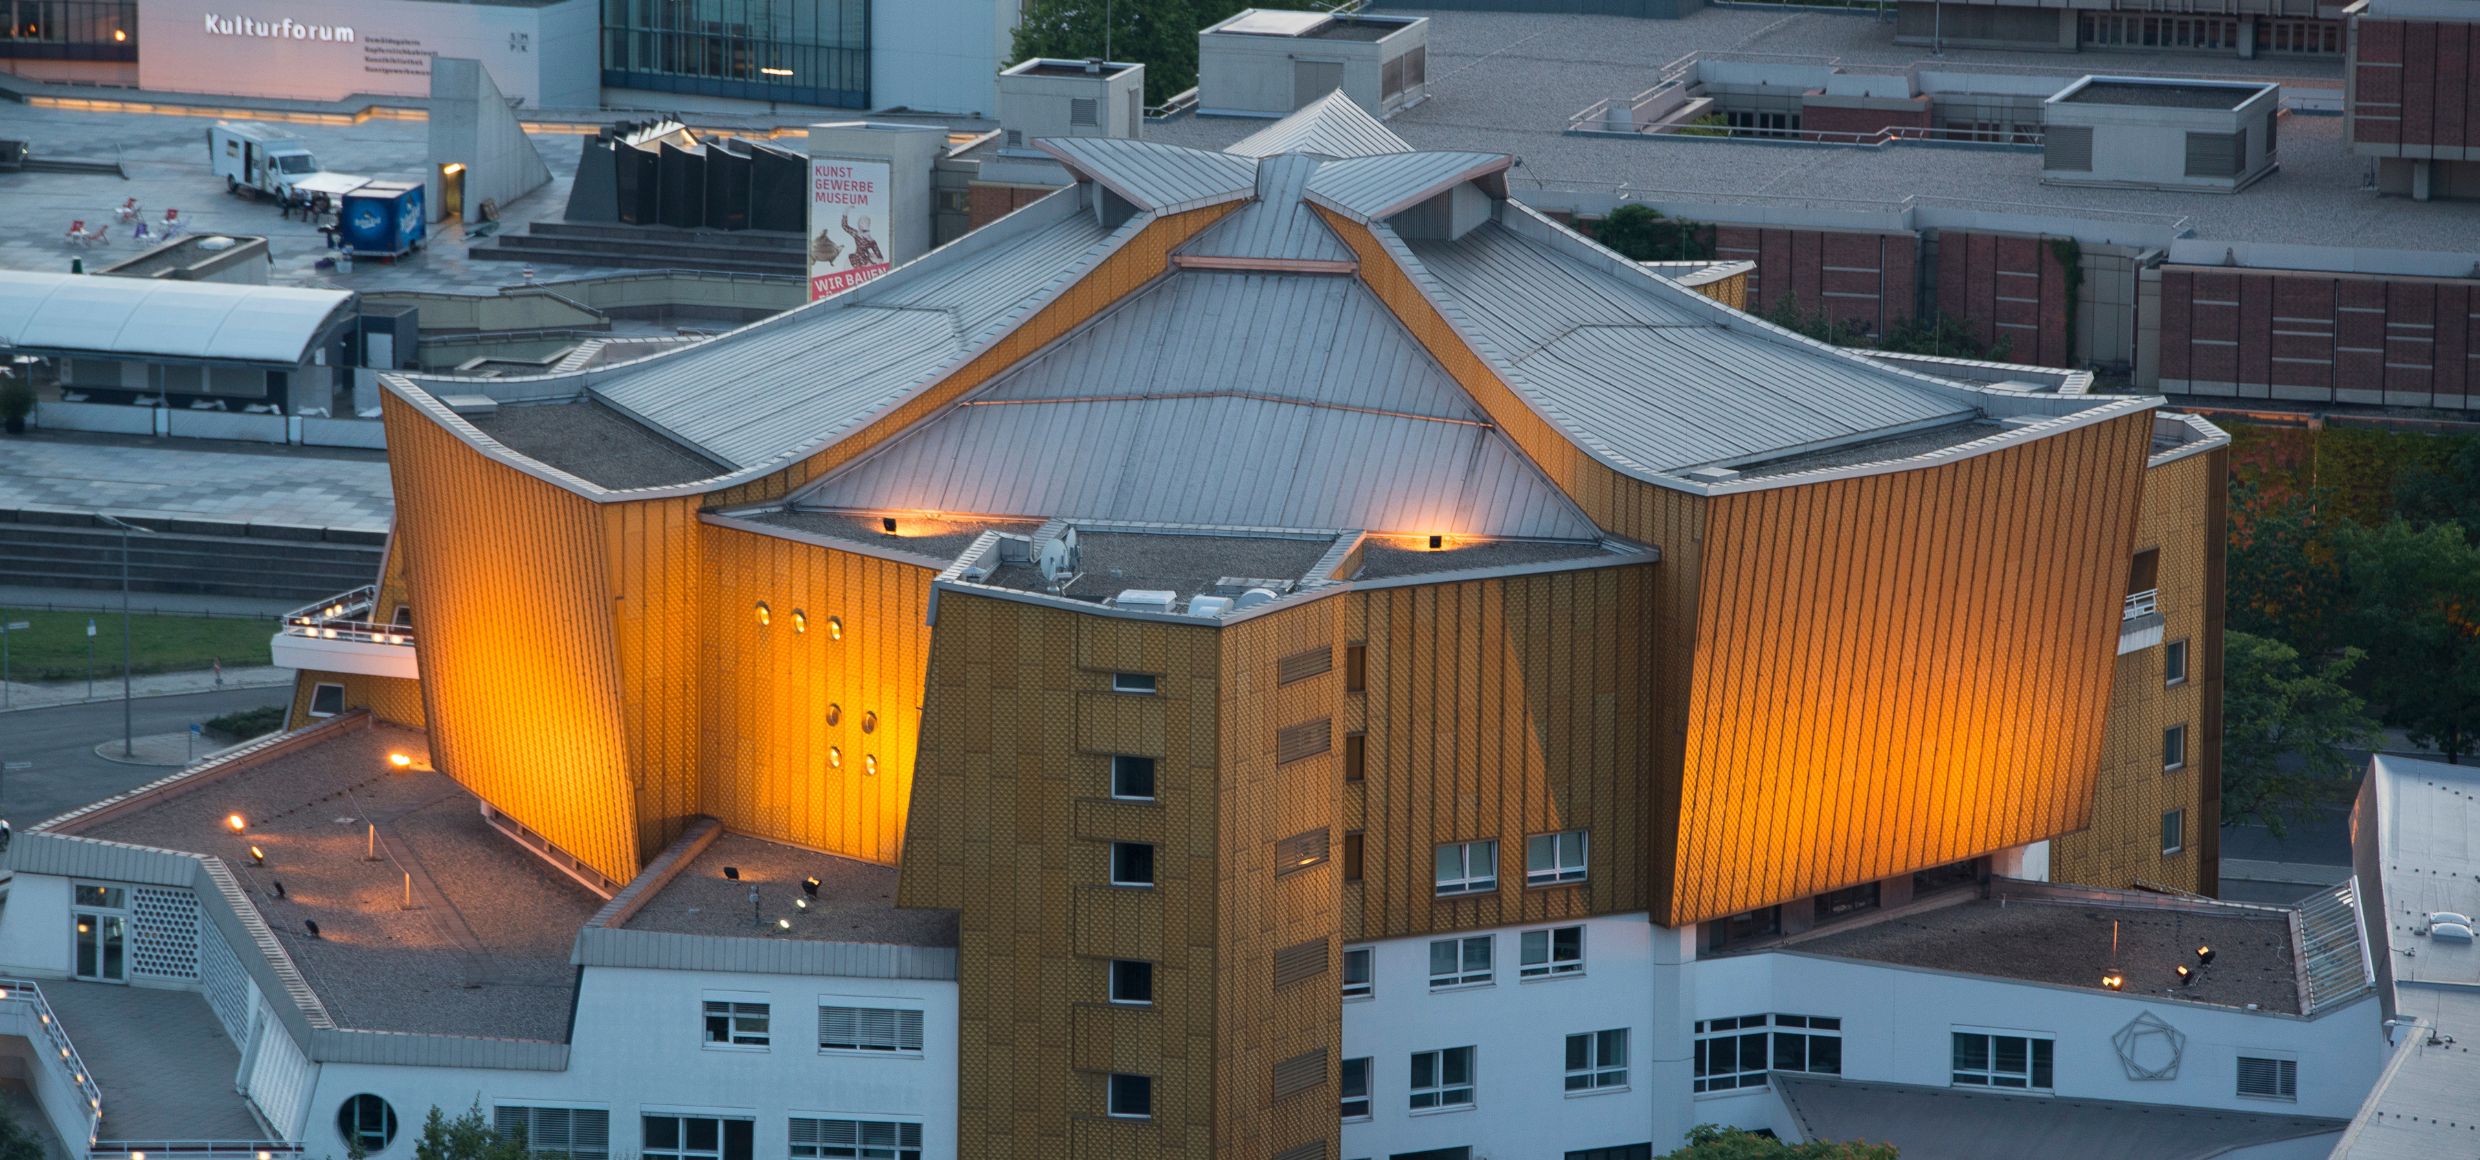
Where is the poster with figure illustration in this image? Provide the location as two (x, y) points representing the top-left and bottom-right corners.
(809, 159), (892, 301)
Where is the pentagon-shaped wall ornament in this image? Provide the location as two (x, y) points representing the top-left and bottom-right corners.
(2113, 1010), (2186, 1080)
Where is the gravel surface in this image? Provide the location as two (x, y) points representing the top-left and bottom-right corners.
(468, 400), (727, 490)
(626, 832), (957, 947)
(78, 724), (601, 1040)
(1791, 897), (2304, 1012)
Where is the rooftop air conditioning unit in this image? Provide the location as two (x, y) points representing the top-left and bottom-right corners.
(1114, 589), (1177, 612)
(1187, 594), (1235, 618)
(1231, 587), (1280, 611)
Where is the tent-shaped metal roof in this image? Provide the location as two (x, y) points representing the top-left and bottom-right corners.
(0, 271), (352, 366)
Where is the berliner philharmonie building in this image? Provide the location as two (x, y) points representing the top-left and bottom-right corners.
(4, 98), (2323, 1160)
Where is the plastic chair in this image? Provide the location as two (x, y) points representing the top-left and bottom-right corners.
(65, 219), (87, 245)
(130, 220), (151, 242)
(160, 210), (183, 240)
(113, 197), (140, 223)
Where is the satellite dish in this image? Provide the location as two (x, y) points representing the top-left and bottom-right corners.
(1061, 527), (1082, 571)
(1037, 538), (1070, 588)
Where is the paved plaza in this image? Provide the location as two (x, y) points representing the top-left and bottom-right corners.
(0, 433), (393, 530)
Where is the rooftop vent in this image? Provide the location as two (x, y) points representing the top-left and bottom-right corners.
(1231, 587), (1281, 611)
(1198, 8), (1429, 119)
(439, 394), (500, 417)
(1187, 594), (1235, 618)
(1114, 589), (1179, 612)
(2041, 76), (2281, 193)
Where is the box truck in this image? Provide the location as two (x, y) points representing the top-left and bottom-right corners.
(207, 122), (367, 202)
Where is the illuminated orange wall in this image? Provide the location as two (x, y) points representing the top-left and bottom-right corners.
(286, 671), (426, 731)
(1672, 413), (2153, 922)
(698, 522), (935, 864)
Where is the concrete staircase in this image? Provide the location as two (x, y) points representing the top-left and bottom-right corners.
(469, 221), (806, 277)
(0, 514), (384, 603)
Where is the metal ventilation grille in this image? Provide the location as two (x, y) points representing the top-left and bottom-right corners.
(1070, 97), (1099, 127)
(1276, 718), (1332, 764)
(131, 885), (202, 980)
(1272, 1048), (1327, 1099)
(1278, 645), (1333, 684)
(199, 916), (253, 1044)
(1276, 829), (1331, 876)
(2044, 125), (2093, 171)
(2185, 129), (2243, 178)
(1273, 1143), (1326, 1160)
(1273, 937), (1330, 987)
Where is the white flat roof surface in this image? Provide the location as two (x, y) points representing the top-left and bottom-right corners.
(0, 270), (350, 365)
(1219, 9), (1331, 36)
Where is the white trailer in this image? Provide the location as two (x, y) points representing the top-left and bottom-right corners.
(207, 121), (366, 202)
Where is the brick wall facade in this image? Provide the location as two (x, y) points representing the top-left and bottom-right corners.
(1936, 229), (2074, 367)
(2349, 15), (2480, 155)
(1712, 225), (1919, 337)
(1800, 100), (1935, 140)
(2157, 264), (2477, 408)
(968, 182), (1059, 230)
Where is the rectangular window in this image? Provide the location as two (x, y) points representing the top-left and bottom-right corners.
(1429, 935), (1493, 988)
(1109, 960), (1153, 1005)
(642, 1115), (753, 1160)
(1276, 829), (1329, 875)
(2166, 639), (2189, 685)
(1110, 755), (1156, 800)
(1342, 946), (1373, 999)
(309, 681), (345, 717)
(1952, 1030), (2054, 1090)
(1564, 1029), (1628, 1092)
(2237, 1056), (2298, 1101)
(1434, 839), (1497, 896)
(1344, 732), (1365, 781)
(788, 1118), (921, 1160)
(1111, 672), (1157, 694)
(1409, 1046), (1476, 1110)
(2162, 809), (2185, 855)
(73, 885), (126, 908)
(1345, 643), (1366, 691)
(1107, 1073), (1152, 1119)
(1693, 1015), (1771, 1092)
(1343, 832), (1364, 882)
(1771, 1015), (1842, 1075)
(1340, 1056), (1372, 1120)
(494, 1107), (611, 1160)
(702, 1000), (769, 1048)
(1110, 841), (1155, 886)
(1519, 926), (1584, 979)
(2164, 724), (2187, 771)
(1526, 830), (1588, 885)
(817, 1005), (924, 1053)
(1816, 882), (1881, 922)
(1724, 906), (1780, 945)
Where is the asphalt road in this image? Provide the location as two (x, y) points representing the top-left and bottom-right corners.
(0, 687), (287, 826)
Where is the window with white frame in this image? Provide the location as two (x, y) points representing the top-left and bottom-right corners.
(2162, 809), (2185, 855)
(702, 998), (770, 1048)
(1520, 926), (1583, 978)
(1109, 755), (1156, 800)
(2165, 638), (2189, 685)
(1111, 672), (1157, 694)
(1693, 1014), (1840, 1091)
(1434, 839), (1497, 896)
(1342, 946), (1373, 999)
(1526, 830), (1588, 885)
(2237, 1055), (2298, 1101)
(1109, 959), (1153, 1005)
(1952, 1030), (2054, 1090)
(1107, 1073), (1152, 1118)
(2164, 723), (2187, 771)
(1340, 1056), (1372, 1120)
(1428, 935), (1492, 988)
(1564, 1029), (1628, 1092)
(1110, 841), (1155, 886)
(788, 1118), (922, 1160)
(1409, 1046), (1476, 1110)
(642, 1115), (753, 1160)
(309, 682), (345, 717)
(817, 1005), (925, 1054)
(494, 1106), (610, 1160)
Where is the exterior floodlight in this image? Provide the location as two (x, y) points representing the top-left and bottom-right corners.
(803, 876), (822, 897)
(723, 866), (740, 880)
(2176, 965), (2194, 985)
(2196, 945), (2215, 964)
(249, 845), (265, 866)
(795, 897), (809, 910)
(226, 813), (246, 832)
(389, 752), (414, 768)
(777, 918), (792, 930)
(2101, 972), (2124, 991)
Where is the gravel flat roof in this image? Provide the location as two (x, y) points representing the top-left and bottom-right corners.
(982, 530), (1339, 601)
(1354, 536), (1622, 579)
(626, 832), (958, 947)
(1145, 8), (2475, 253)
(2063, 81), (2265, 109)
(1790, 896), (2303, 1013)
(468, 400), (727, 490)
(76, 725), (600, 1041)
(748, 509), (1044, 561)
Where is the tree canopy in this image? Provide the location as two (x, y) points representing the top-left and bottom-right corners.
(2221, 630), (2380, 833)
(1658, 1125), (1899, 1159)
(413, 1103), (532, 1160)
(2335, 518), (2480, 763)
(1012, 0), (1314, 106)
(1595, 203), (1716, 262)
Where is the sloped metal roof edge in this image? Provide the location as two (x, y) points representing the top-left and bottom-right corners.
(1302, 151), (1513, 223)
(1347, 541), (1660, 593)
(697, 510), (956, 570)
(1703, 397), (2162, 496)
(2149, 412), (2231, 468)
(1035, 137), (1258, 214)
(380, 376), (709, 503)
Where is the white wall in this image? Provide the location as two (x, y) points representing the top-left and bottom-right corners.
(1341, 913), (1661, 1160)
(0, 876), (74, 978)
(870, 0), (1014, 116)
(137, 0), (598, 107)
(1697, 952), (2387, 1121)
(302, 965), (959, 1159)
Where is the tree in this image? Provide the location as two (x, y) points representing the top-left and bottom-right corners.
(2336, 518), (2480, 763)
(0, 374), (33, 435)
(2393, 435), (2480, 532)
(1012, 0), (1313, 107)
(1593, 203), (1715, 262)
(0, 1104), (50, 1160)
(413, 1102), (531, 1160)
(2227, 476), (2347, 657)
(2221, 630), (2380, 835)
(1659, 1124), (1898, 1159)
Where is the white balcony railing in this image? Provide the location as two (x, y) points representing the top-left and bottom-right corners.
(2123, 589), (2159, 620)
(270, 586), (418, 679)
(278, 585), (413, 648)
(0, 978), (104, 1152)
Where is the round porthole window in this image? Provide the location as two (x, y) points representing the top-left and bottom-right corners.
(826, 703), (842, 727)
(792, 609), (808, 633)
(861, 711), (877, 734)
(827, 616), (844, 640)
(754, 601), (771, 626)
(338, 1094), (398, 1153)
(828, 746), (842, 768)
(864, 754), (879, 776)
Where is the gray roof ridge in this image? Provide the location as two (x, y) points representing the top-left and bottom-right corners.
(1226, 90), (1415, 159)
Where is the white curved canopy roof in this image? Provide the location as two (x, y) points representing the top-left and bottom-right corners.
(0, 271), (353, 366)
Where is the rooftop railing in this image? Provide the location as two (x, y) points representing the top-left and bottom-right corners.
(2125, 589), (2160, 620)
(278, 585), (413, 648)
(0, 978), (104, 1150)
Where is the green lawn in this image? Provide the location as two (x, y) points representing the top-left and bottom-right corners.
(0, 607), (273, 683)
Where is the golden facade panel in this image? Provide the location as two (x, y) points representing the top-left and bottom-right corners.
(286, 671), (426, 731)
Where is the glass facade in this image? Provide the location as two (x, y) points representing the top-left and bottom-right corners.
(603, 0), (869, 109)
(0, 0), (136, 60)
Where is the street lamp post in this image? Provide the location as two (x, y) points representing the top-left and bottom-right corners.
(95, 515), (153, 758)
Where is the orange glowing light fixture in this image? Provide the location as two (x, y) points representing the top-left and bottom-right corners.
(249, 845), (266, 866)
(111, 28), (126, 41)
(2196, 945), (2215, 964)
(755, 601), (772, 626)
(225, 813), (246, 832)
(388, 752), (414, 768)
(2175, 964), (2194, 985)
(792, 609), (807, 634)
(2100, 972), (2124, 991)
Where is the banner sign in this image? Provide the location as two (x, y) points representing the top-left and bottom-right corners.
(809, 159), (893, 301)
